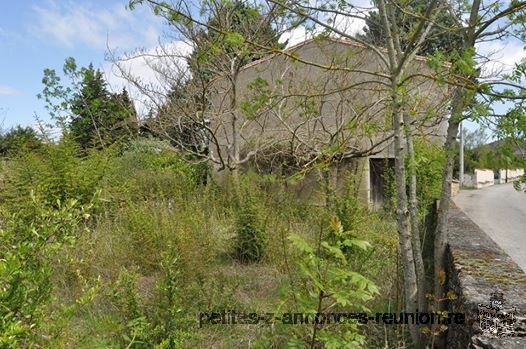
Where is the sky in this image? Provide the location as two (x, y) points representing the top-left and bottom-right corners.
(0, 0), (524, 136)
(0, 0), (166, 132)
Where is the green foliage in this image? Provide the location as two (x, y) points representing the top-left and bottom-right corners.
(113, 139), (208, 200)
(333, 183), (399, 315)
(142, 84), (210, 156)
(69, 64), (138, 150)
(460, 127), (523, 173)
(378, 140), (445, 217)
(233, 187), (266, 263)
(38, 67), (73, 126)
(108, 256), (196, 349)
(0, 126), (42, 157)
(183, 0), (282, 81)
(0, 137), (209, 347)
(0, 197), (92, 347)
(240, 77), (272, 119)
(413, 139), (446, 215)
(491, 91), (526, 186)
(2, 137), (204, 220)
(0, 132), (399, 347)
(360, 0), (463, 56)
(260, 217), (378, 348)
(1, 137), (107, 221)
(451, 47), (478, 76)
(40, 58), (138, 151)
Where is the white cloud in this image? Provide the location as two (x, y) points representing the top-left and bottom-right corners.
(279, 27), (313, 48)
(278, 15), (366, 49)
(31, 0), (161, 50)
(332, 14), (366, 37)
(0, 85), (22, 96)
(104, 41), (193, 115)
(476, 39), (525, 78)
(279, 1), (372, 48)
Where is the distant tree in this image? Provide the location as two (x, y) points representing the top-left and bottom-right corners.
(187, 0), (282, 82)
(69, 64), (138, 150)
(496, 100), (526, 190)
(0, 126), (42, 156)
(151, 84), (210, 154)
(109, 87), (139, 141)
(40, 58), (138, 150)
(360, 0), (463, 55)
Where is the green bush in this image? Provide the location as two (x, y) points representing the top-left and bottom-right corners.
(233, 186), (266, 263)
(0, 197), (93, 347)
(257, 218), (378, 348)
(413, 139), (445, 217)
(1, 136), (110, 221)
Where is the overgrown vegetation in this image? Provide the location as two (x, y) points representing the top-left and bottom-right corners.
(0, 137), (401, 348)
(3, 0), (525, 347)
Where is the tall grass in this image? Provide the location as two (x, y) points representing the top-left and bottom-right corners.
(0, 138), (400, 348)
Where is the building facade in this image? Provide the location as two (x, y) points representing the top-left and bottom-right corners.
(209, 38), (450, 207)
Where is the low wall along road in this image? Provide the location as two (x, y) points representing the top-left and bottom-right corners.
(463, 168), (524, 189)
(446, 188), (526, 348)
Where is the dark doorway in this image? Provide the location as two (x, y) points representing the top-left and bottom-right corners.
(369, 158), (395, 209)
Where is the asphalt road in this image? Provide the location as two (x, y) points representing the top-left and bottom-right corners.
(454, 183), (526, 273)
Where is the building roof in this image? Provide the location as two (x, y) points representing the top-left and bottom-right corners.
(240, 36), (435, 72)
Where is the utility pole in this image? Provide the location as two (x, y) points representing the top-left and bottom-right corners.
(459, 121), (464, 188)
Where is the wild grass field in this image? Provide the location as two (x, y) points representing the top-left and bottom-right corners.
(0, 137), (403, 348)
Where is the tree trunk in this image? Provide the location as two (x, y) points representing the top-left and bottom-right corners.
(434, 84), (469, 288)
(229, 64), (240, 186)
(392, 81), (420, 345)
(433, 3), (480, 345)
(377, 0), (421, 344)
(403, 111), (427, 313)
(432, 89), (465, 348)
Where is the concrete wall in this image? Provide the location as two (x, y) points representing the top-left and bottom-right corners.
(446, 204), (526, 348)
(208, 38), (450, 206)
(464, 168), (524, 188)
(497, 168), (525, 184)
(209, 37), (450, 174)
(474, 169), (494, 188)
(463, 169), (494, 189)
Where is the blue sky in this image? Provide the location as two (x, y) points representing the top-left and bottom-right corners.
(0, 0), (164, 131)
(0, 0), (523, 136)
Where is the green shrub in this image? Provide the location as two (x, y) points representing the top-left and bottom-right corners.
(413, 140), (445, 217)
(233, 191), (266, 263)
(257, 218), (378, 348)
(1, 136), (110, 221)
(0, 197), (92, 347)
(0, 134), (400, 347)
(104, 251), (198, 349)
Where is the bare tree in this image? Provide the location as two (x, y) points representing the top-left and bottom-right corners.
(118, 0), (292, 177)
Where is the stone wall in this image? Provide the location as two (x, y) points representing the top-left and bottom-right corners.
(446, 204), (526, 348)
(464, 168), (524, 187)
(497, 169), (525, 184)
(463, 170), (494, 189)
(474, 169), (495, 188)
